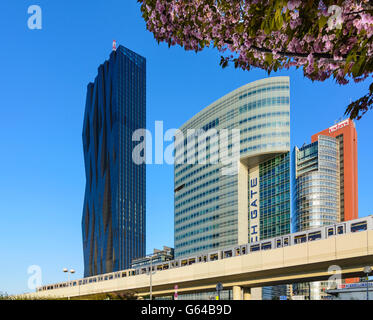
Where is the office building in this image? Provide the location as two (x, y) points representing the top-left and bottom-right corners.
(293, 119), (359, 299)
(293, 135), (341, 231)
(293, 135), (340, 299)
(173, 77), (291, 299)
(82, 45), (146, 277)
(311, 119), (358, 221)
(174, 76), (291, 256)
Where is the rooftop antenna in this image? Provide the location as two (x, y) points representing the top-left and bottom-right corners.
(112, 40), (117, 51)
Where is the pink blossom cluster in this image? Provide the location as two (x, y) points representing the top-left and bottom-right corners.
(139, 0), (373, 85)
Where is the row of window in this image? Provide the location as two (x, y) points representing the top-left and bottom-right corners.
(238, 84), (289, 100)
(175, 177), (219, 201)
(175, 187), (220, 209)
(239, 96), (290, 114)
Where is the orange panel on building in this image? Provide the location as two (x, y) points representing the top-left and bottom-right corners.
(311, 119), (358, 222)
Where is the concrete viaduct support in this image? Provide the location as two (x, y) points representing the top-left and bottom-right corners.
(233, 286), (262, 300)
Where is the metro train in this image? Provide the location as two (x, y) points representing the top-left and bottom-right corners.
(37, 215), (373, 292)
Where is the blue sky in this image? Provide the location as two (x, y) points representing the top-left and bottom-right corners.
(0, 1), (372, 294)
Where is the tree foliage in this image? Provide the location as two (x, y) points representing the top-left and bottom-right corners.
(138, 0), (373, 119)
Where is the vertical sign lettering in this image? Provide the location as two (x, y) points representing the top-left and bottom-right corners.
(249, 166), (260, 243)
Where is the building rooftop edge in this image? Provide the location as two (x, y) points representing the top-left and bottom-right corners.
(179, 76), (290, 130)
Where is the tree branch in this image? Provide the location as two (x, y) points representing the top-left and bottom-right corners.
(223, 39), (347, 62)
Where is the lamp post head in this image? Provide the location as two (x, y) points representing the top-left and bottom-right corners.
(70, 269), (75, 274)
(363, 266), (372, 275)
(63, 268), (68, 273)
(364, 266), (372, 274)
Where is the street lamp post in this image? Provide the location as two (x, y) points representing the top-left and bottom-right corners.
(150, 257), (153, 300)
(363, 266), (372, 301)
(63, 268), (75, 300)
(147, 255), (156, 300)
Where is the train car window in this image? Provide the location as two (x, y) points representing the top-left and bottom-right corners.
(276, 239), (282, 248)
(236, 248), (240, 255)
(181, 259), (188, 266)
(224, 250), (233, 258)
(210, 253), (218, 261)
(122, 272), (126, 277)
(261, 242), (272, 250)
(250, 244), (260, 252)
(242, 247), (246, 254)
(337, 226), (344, 234)
(284, 238), (289, 246)
(308, 231), (322, 241)
(203, 255), (207, 262)
(351, 222), (367, 233)
(294, 234), (307, 244)
(328, 228), (334, 236)
(188, 259), (196, 265)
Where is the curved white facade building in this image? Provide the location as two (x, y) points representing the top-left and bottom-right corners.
(174, 77), (291, 258)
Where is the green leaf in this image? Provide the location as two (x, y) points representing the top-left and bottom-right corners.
(235, 23), (245, 34)
(318, 16), (328, 31)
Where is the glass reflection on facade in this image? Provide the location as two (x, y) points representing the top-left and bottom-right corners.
(260, 153), (291, 239)
(174, 77), (291, 259)
(293, 135), (340, 299)
(82, 46), (146, 277)
(294, 135), (340, 231)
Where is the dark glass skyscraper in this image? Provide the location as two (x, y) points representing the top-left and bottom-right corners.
(82, 45), (146, 277)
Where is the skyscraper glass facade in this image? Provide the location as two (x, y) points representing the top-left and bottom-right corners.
(174, 77), (291, 259)
(311, 119), (358, 222)
(260, 153), (291, 239)
(82, 46), (146, 277)
(293, 135), (340, 299)
(294, 135), (340, 231)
